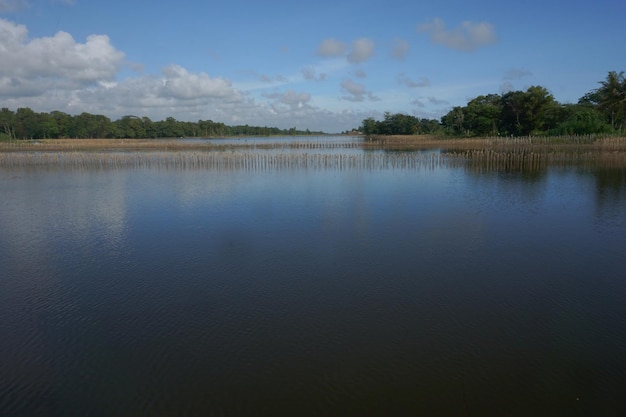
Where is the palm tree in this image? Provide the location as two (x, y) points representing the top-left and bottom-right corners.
(596, 71), (626, 132)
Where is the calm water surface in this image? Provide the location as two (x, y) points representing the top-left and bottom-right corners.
(1, 148), (625, 416)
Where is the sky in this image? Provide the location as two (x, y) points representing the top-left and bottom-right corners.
(0, 0), (624, 133)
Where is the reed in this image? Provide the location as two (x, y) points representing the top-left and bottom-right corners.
(1, 136), (625, 172)
(0, 150), (458, 172)
(2, 135), (625, 152)
(364, 134), (626, 152)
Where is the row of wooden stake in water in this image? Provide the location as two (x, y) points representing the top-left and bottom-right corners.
(0, 149), (624, 171)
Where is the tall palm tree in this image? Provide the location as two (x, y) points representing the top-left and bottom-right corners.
(596, 71), (626, 131)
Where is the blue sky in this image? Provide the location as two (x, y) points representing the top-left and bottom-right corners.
(1, 0), (623, 133)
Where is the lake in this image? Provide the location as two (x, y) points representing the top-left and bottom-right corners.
(1, 137), (626, 416)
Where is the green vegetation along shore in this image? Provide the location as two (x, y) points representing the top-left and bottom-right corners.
(361, 71), (625, 137)
(0, 111), (324, 141)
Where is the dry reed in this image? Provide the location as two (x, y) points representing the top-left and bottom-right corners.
(0, 150), (454, 172)
(2, 136), (626, 171)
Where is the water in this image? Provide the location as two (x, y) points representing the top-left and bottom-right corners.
(1, 144), (626, 416)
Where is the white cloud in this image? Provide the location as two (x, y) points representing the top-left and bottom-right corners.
(340, 78), (380, 102)
(391, 38), (409, 60)
(0, 18), (383, 132)
(417, 18), (497, 51)
(397, 73), (430, 88)
(0, 18), (124, 96)
(347, 38), (375, 63)
(161, 65), (235, 100)
(264, 90), (312, 111)
(316, 38), (347, 57)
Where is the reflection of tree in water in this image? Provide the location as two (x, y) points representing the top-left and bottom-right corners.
(593, 168), (626, 211)
(447, 148), (549, 182)
(495, 168), (545, 183)
(465, 164), (547, 183)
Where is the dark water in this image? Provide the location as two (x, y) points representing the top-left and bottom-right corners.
(1, 155), (626, 416)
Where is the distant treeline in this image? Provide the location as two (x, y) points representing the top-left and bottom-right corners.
(362, 70), (626, 137)
(0, 109), (324, 140)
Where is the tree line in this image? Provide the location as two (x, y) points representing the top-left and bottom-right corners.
(361, 71), (626, 137)
(0, 110), (324, 140)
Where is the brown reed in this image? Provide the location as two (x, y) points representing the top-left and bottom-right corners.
(1, 136), (625, 171)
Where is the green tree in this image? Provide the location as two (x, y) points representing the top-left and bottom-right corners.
(156, 117), (184, 138)
(142, 117), (156, 138)
(14, 107), (42, 139)
(0, 108), (16, 140)
(419, 118), (441, 134)
(582, 71), (626, 132)
(39, 112), (59, 138)
(441, 106), (466, 135)
(361, 117), (378, 135)
(51, 111), (72, 138)
(464, 94), (502, 136)
(115, 115), (146, 138)
(552, 103), (609, 135)
(501, 86), (558, 135)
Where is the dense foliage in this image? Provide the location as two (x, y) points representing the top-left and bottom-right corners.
(0, 110), (323, 140)
(362, 71), (625, 137)
(361, 113), (441, 136)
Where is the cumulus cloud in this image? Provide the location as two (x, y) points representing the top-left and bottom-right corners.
(264, 90), (312, 111)
(397, 73), (429, 88)
(67, 72), (233, 112)
(0, 18), (124, 96)
(417, 18), (497, 51)
(353, 69), (367, 78)
(340, 79), (380, 102)
(316, 38), (347, 57)
(347, 38), (375, 63)
(161, 65), (235, 100)
(391, 38), (409, 60)
(0, 18), (379, 132)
